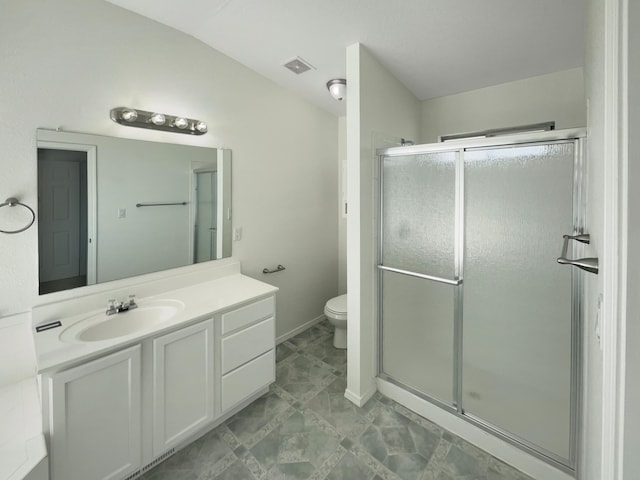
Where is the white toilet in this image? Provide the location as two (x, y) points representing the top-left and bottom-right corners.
(324, 294), (347, 349)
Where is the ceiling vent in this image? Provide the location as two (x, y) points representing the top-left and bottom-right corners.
(283, 57), (314, 75)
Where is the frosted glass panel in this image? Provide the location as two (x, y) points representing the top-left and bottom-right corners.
(194, 172), (216, 263)
(381, 270), (455, 405)
(381, 152), (456, 279)
(462, 142), (574, 460)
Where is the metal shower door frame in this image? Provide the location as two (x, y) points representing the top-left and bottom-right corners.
(376, 128), (586, 474)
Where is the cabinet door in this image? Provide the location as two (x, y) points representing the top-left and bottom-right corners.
(49, 345), (141, 480)
(152, 319), (214, 456)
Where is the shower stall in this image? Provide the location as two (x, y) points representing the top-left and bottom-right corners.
(376, 128), (588, 473)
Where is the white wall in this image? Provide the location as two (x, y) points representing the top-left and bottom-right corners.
(0, 0), (338, 340)
(420, 68), (586, 143)
(581, 0), (606, 478)
(346, 43), (421, 405)
(0, 313), (37, 384)
(338, 116), (347, 294)
(623, 0), (640, 477)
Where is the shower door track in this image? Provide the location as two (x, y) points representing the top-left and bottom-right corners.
(376, 128), (586, 475)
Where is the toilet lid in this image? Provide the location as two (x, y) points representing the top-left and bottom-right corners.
(325, 294), (347, 315)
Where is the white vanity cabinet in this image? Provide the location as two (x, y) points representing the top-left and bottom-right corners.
(152, 318), (214, 457)
(219, 297), (276, 413)
(36, 272), (277, 480)
(47, 345), (142, 480)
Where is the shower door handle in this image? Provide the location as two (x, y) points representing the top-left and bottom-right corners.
(557, 234), (599, 274)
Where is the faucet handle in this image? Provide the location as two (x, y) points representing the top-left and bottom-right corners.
(106, 299), (118, 315)
(128, 294), (137, 306)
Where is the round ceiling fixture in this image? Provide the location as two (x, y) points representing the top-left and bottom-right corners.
(326, 78), (347, 101)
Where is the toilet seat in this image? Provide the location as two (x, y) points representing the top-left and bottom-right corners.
(324, 294), (347, 320)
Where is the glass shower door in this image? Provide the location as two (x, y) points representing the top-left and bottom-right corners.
(462, 141), (577, 462)
(379, 151), (459, 406)
(378, 136), (582, 470)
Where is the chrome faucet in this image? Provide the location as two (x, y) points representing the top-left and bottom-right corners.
(106, 295), (138, 315)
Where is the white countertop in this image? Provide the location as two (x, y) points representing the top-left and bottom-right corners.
(33, 273), (278, 373)
(0, 378), (47, 480)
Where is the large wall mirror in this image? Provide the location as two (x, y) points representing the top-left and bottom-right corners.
(36, 129), (232, 295)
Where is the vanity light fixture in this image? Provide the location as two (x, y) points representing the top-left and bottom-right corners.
(326, 78), (347, 101)
(110, 107), (208, 135)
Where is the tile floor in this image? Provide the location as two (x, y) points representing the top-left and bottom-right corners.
(141, 320), (534, 480)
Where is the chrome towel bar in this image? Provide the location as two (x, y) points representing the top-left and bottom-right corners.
(557, 233), (599, 274)
(0, 197), (36, 234)
(136, 201), (188, 207)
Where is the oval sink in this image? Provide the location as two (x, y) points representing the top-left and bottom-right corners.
(60, 300), (185, 343)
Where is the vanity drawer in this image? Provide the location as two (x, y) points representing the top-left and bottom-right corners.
(221, 349), (275, 412)
(222, 317), (274, 374)
(221, 296), (274, 334)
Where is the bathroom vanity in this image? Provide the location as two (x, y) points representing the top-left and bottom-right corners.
(31, 259), (277, 480)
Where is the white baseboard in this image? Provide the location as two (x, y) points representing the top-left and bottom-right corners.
(344, 385), (376, 408)
(377, 378), (573, 480)
(276, 315), (326, 345)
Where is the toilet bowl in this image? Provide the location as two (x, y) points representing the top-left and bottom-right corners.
(324, 294), (347, 349)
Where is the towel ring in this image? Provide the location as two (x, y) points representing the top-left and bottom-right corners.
(0, 197), (36, 234)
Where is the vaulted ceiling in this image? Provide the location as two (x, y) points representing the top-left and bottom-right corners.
(106, 0), (585, 116)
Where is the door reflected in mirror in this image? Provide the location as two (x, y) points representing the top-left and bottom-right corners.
(36, 129), (231, 295)
(38, 148), (91, 293)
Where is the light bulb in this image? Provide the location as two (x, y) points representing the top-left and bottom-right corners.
(121, 109), (138, 122)
(326, 79), (347, 101)
(150, 113), (166, 126)
(195, 121), (208, 134)
(174, 117), (188, 129)
(330, 85), (344, 100)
